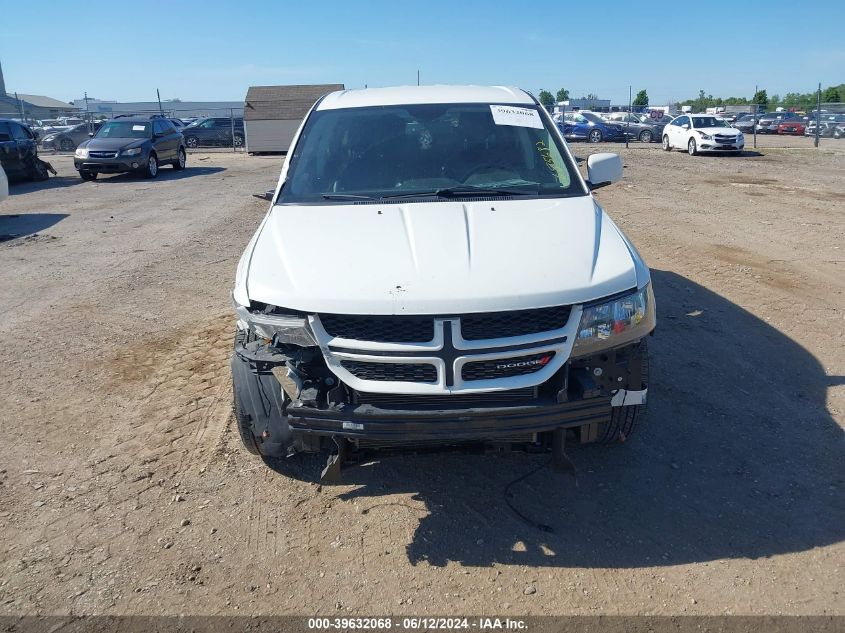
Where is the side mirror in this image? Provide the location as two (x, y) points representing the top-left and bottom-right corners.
(682, 123), (690, 130)
(586, 153), (623, 190)
(88, 132), (94, 137)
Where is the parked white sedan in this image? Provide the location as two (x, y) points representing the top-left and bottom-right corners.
(662, 114), (745, 155)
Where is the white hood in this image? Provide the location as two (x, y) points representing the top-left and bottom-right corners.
(697, 127), (741, 136)
(240, 196), (643, 315)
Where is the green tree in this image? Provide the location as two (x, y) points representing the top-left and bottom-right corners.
(822, 87), (841, 103)
(555, 88), (570, 102)
(538, 89), (554, 109)
(632, 89), (649, 107)
(752, 89), (768, 107)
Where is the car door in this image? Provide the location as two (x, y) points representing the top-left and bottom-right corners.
(10, 122), (37, 175)
(213, 118), (232, 145)
(674, 116), (690, 145)
(152, 119), (176, 160)
(0, 121), (21, 178)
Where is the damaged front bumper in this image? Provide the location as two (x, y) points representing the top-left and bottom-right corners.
(232, 331), (648, 448)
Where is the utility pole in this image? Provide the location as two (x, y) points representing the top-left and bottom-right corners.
(15, 92), (24, 121)
(417, 70), (420, 86)
(84, 91), (91, 131)
(752, 84), (757, 149)
(626, 85), (631, 149)
(156, 88), (164, 115)
(814, 82), (821, 148)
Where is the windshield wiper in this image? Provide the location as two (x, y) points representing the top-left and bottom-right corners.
(321, 193), (377, 201)
(379, 186), (537, 200)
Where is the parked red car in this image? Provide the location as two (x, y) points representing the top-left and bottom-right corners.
(777, 120), (805, 135)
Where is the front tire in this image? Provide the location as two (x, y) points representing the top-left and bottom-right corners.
(662, 135), (671, 151)
(588, 129), (603, 143)
(687, 138), (698, 156)
(79, 170), (97, 181)
(59, 138), (75, 151)
(233, 133), (244, 148)
(185, 136), (198, 149)
(639, 130), (653, 143)
(231, 331), (293, 458)
(144, 153), (159, 178)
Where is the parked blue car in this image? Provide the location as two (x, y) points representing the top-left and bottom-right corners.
(557, 111), (625, 143)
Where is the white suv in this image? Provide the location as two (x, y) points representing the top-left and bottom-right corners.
(662, 114), (745, 155)
(231, 85), (656, 478)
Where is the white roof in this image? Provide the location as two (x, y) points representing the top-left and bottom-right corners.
(317, 85), (533, 110)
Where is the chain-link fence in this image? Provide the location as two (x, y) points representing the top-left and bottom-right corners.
(1, 107), (246, 153)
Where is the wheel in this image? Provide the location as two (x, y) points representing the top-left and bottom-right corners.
(172, 147), (186, 170)
(79, 170), (97, 181)
(593, 339), (650, 444)
(59, 138), (75, 151)
(231, 330), (292, 458)
(687, 138), (698, 156)
(233, 134), (244, 148)
(835, 129), (843, 140)
(662, 135), (671, 151)
(144, 153), (159, 178)
(588, 128), (603, 143)
(639, 130), (653, 143)
(185, 136), (198, 149)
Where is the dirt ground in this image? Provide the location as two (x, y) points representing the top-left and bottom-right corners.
(0, 143), (842, 617)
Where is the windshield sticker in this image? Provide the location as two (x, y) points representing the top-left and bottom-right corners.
(490, 105), (544, 129)
(132, 125), (145, 131)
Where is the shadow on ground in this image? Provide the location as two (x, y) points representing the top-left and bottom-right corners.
(0, 213), (68, 242)
(267, 269), (844, 568)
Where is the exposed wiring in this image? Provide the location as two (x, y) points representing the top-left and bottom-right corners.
(503, 460), (555, 533)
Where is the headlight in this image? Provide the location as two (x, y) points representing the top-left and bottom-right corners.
(697, 131), (713, 140)
(233, 299), (317, 347)
(75, 147), (88, 158)
(121, 147), (143, 156)
(572, 284), (656, 357)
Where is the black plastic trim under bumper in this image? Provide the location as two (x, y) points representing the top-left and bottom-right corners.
(286, 396), (612, 441)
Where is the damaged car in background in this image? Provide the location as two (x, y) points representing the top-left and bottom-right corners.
(231, 85), (656, 481)
(0, 118), (52, 182)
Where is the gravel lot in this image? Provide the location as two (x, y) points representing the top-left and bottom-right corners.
(0, 145), (842, 616)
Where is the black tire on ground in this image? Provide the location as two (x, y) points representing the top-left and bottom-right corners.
(662, 135), (671, 151)
(688, 138), (698, 156)
(144, 153), (159, 178)
(80, 170), (97, 181)
(639, 130), (653, 143)
(594, 339), (650, 444)
(59, 138), (75, 151)
(588, 128), (603, 143)
(185, 136), (198, 149)
(172, 147), (186, 170)
(231, 330), (293, 458)
(234, 134), (244, 148)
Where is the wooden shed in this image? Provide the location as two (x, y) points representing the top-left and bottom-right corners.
(243, 84), (344, 153)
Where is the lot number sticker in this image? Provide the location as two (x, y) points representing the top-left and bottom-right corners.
(132, 125), (146, 131)
(490, 105), (544, 129)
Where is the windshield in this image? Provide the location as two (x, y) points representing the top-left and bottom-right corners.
(691, 117), (729, 128)
(96, 121), (150, 139)
(185, 119), (205, 128)
(280, 103), (585, 203)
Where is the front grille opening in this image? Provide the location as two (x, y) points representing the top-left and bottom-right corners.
(460, 306), (571, 340)
(341, 360), (437, 383)
(354, 387), (537, 409)
(322, 314), (434, 343)
(462, 352), (556, 381)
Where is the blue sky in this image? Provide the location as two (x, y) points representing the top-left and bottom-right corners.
(1, 0), (842, 105)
